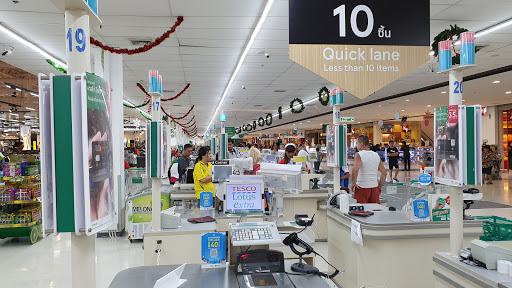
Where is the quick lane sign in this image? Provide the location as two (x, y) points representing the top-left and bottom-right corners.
(289, 0), (430, 99)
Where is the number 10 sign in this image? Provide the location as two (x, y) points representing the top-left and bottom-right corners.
(289, 0), (430, 99)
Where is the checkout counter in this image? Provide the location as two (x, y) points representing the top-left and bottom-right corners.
(327, 204), (489, 288)
(108, 261), (331, 288)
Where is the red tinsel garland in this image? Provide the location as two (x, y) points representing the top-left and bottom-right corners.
(161, 105), (194, 120)
(181, 115), (195, 126)
(162, 84), (190, 102)
(91, 16), (184, 55)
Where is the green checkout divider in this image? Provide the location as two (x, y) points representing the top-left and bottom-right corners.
(466, 106), (476, 185)
(53, 76), (75, 233)
(151, 122), (158, 178)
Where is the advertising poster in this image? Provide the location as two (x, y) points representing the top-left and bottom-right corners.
(82, 72), (115, 234)
(20, 125), (31, 151)
(434, 106), (463, 186)
(326, 125), (336, 167)
(201, 232), (227, 269)
(430, 194), (451, 221)
(128, 194), (170, 223)
(200, 191), (213, 210)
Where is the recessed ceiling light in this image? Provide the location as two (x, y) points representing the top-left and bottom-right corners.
(441, 91), (447, 94)
(401, 109), (405, 112)
(506, 91), (512, 94)
(299, 123), (302, 125)
(357, 122), (361, 123)
(462, 99), (466, 102)
(427, 105), (432, 107)
(493, 80), (501, 84)
(405, 99), (410, 102)
(307, 121), (310, 123)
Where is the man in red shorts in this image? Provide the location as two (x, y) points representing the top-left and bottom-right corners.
(350, 135), (387, 203)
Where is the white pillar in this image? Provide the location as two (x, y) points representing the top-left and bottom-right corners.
(333, 106), (341, 194)
(151, 94), (162, 231)
(65, 8), (96, 288)
(109, 53), (124, 231)
(449, 69), (463, 257)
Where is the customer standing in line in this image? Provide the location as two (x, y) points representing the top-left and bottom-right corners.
(401, 141), (411, 171)
(193, 146), (215, 201)
(387, 141), (400, 182)
(482, 145), (495, 184)
(351, 135), (387, 203)
(178, 144), (193, 183)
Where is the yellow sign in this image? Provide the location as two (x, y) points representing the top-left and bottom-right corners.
(290, 45), (429, 99)
(293, 156), (307, 163)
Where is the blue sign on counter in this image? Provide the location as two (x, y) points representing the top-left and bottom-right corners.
(200, 191), (213, 209)
(418, 173), (433, 185)
(201, 232), (227, 269)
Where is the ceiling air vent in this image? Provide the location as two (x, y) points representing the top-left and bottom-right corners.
(254, 105), (263, 107)
(129, 39), (153, 46)
(163, 90), (175, 93)
(273, 90), (287, 93)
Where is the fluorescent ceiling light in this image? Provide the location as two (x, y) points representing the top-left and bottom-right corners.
(10, 113), (18, 116)
(5, 84), (11, 88)
(506, 91), (512, 94)
(441, 91), (447, 94)
(401, 110), (405, 112)
(427, 105), (432, 107)
(30, 92), (38, 97)
(203, 0), (275, 135)
(15, 88), (21, 92)
(493, 80), (501, 84)
(475, 18), (512, 38)
(0, 23), (67, 69)
(26, 107), (35, 111)
(405, 99), (410, 102)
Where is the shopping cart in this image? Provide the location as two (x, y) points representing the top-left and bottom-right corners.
(125, 168), (150, 197)
(381, 178), (436, 211)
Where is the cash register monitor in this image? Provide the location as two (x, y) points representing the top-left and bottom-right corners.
(223, 181), (265, 214)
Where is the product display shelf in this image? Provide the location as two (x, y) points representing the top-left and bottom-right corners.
(0, 159), (43, 244)
(0, 198), (39, 205)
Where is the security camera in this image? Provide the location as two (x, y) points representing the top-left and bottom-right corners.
(231, 101), (234, 105)
(265, 53), (270, 58)
(2, 45), (13, 56)
(242, 86), (246, 90)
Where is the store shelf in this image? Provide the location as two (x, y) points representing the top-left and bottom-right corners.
(0, 198), (40, 205)
(0, 220), (37, 228)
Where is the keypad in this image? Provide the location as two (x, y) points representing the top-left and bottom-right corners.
(232, 227), (273, 242)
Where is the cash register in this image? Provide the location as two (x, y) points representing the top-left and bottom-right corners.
(224, 180), (281, 246)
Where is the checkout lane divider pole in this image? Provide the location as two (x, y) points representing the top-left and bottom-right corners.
(333, 106), (341, 197)
(448, 69), (464, 257)
(152, 93), (162, 231)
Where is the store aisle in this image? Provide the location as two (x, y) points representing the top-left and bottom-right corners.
(0, 233), (144, 288)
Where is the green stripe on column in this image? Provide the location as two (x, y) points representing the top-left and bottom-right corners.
(151, 122), (158, 178)
(466, 107), (476, 185)
(53, 76), (75, 232)
(338, 125), (344, 166)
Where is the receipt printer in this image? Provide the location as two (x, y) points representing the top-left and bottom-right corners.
(161, 207), (181, 229)
(471, 240), (512, 269)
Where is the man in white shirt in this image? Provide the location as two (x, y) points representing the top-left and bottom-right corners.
(227, 139), (239, 159)
(351, 135), (387, 203)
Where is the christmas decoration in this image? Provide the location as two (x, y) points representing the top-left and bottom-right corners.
(91, 16), (184, 55)
(318, 86), (329, 106)
(431, 25), (480, 65)
(290, 98), (304, 114)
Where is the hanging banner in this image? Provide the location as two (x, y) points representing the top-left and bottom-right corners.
(289, 0), (430, 99)
(82, 72), (115, 235)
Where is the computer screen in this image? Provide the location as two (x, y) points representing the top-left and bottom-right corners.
(224, 181), (264, 214)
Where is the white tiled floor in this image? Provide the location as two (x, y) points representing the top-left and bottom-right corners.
(2, 171), (512, 288)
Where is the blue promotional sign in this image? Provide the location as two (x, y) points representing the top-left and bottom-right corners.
(84, 0), (98, 16)
(418, 173), (433, 185)
(201, 232), (227, 268)
(412, 199), (430, 222)
(200, 191), (213, 209)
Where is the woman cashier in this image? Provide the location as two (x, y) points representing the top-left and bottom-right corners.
(193, 146), (215, 202)
(279, 144), (296, 164)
